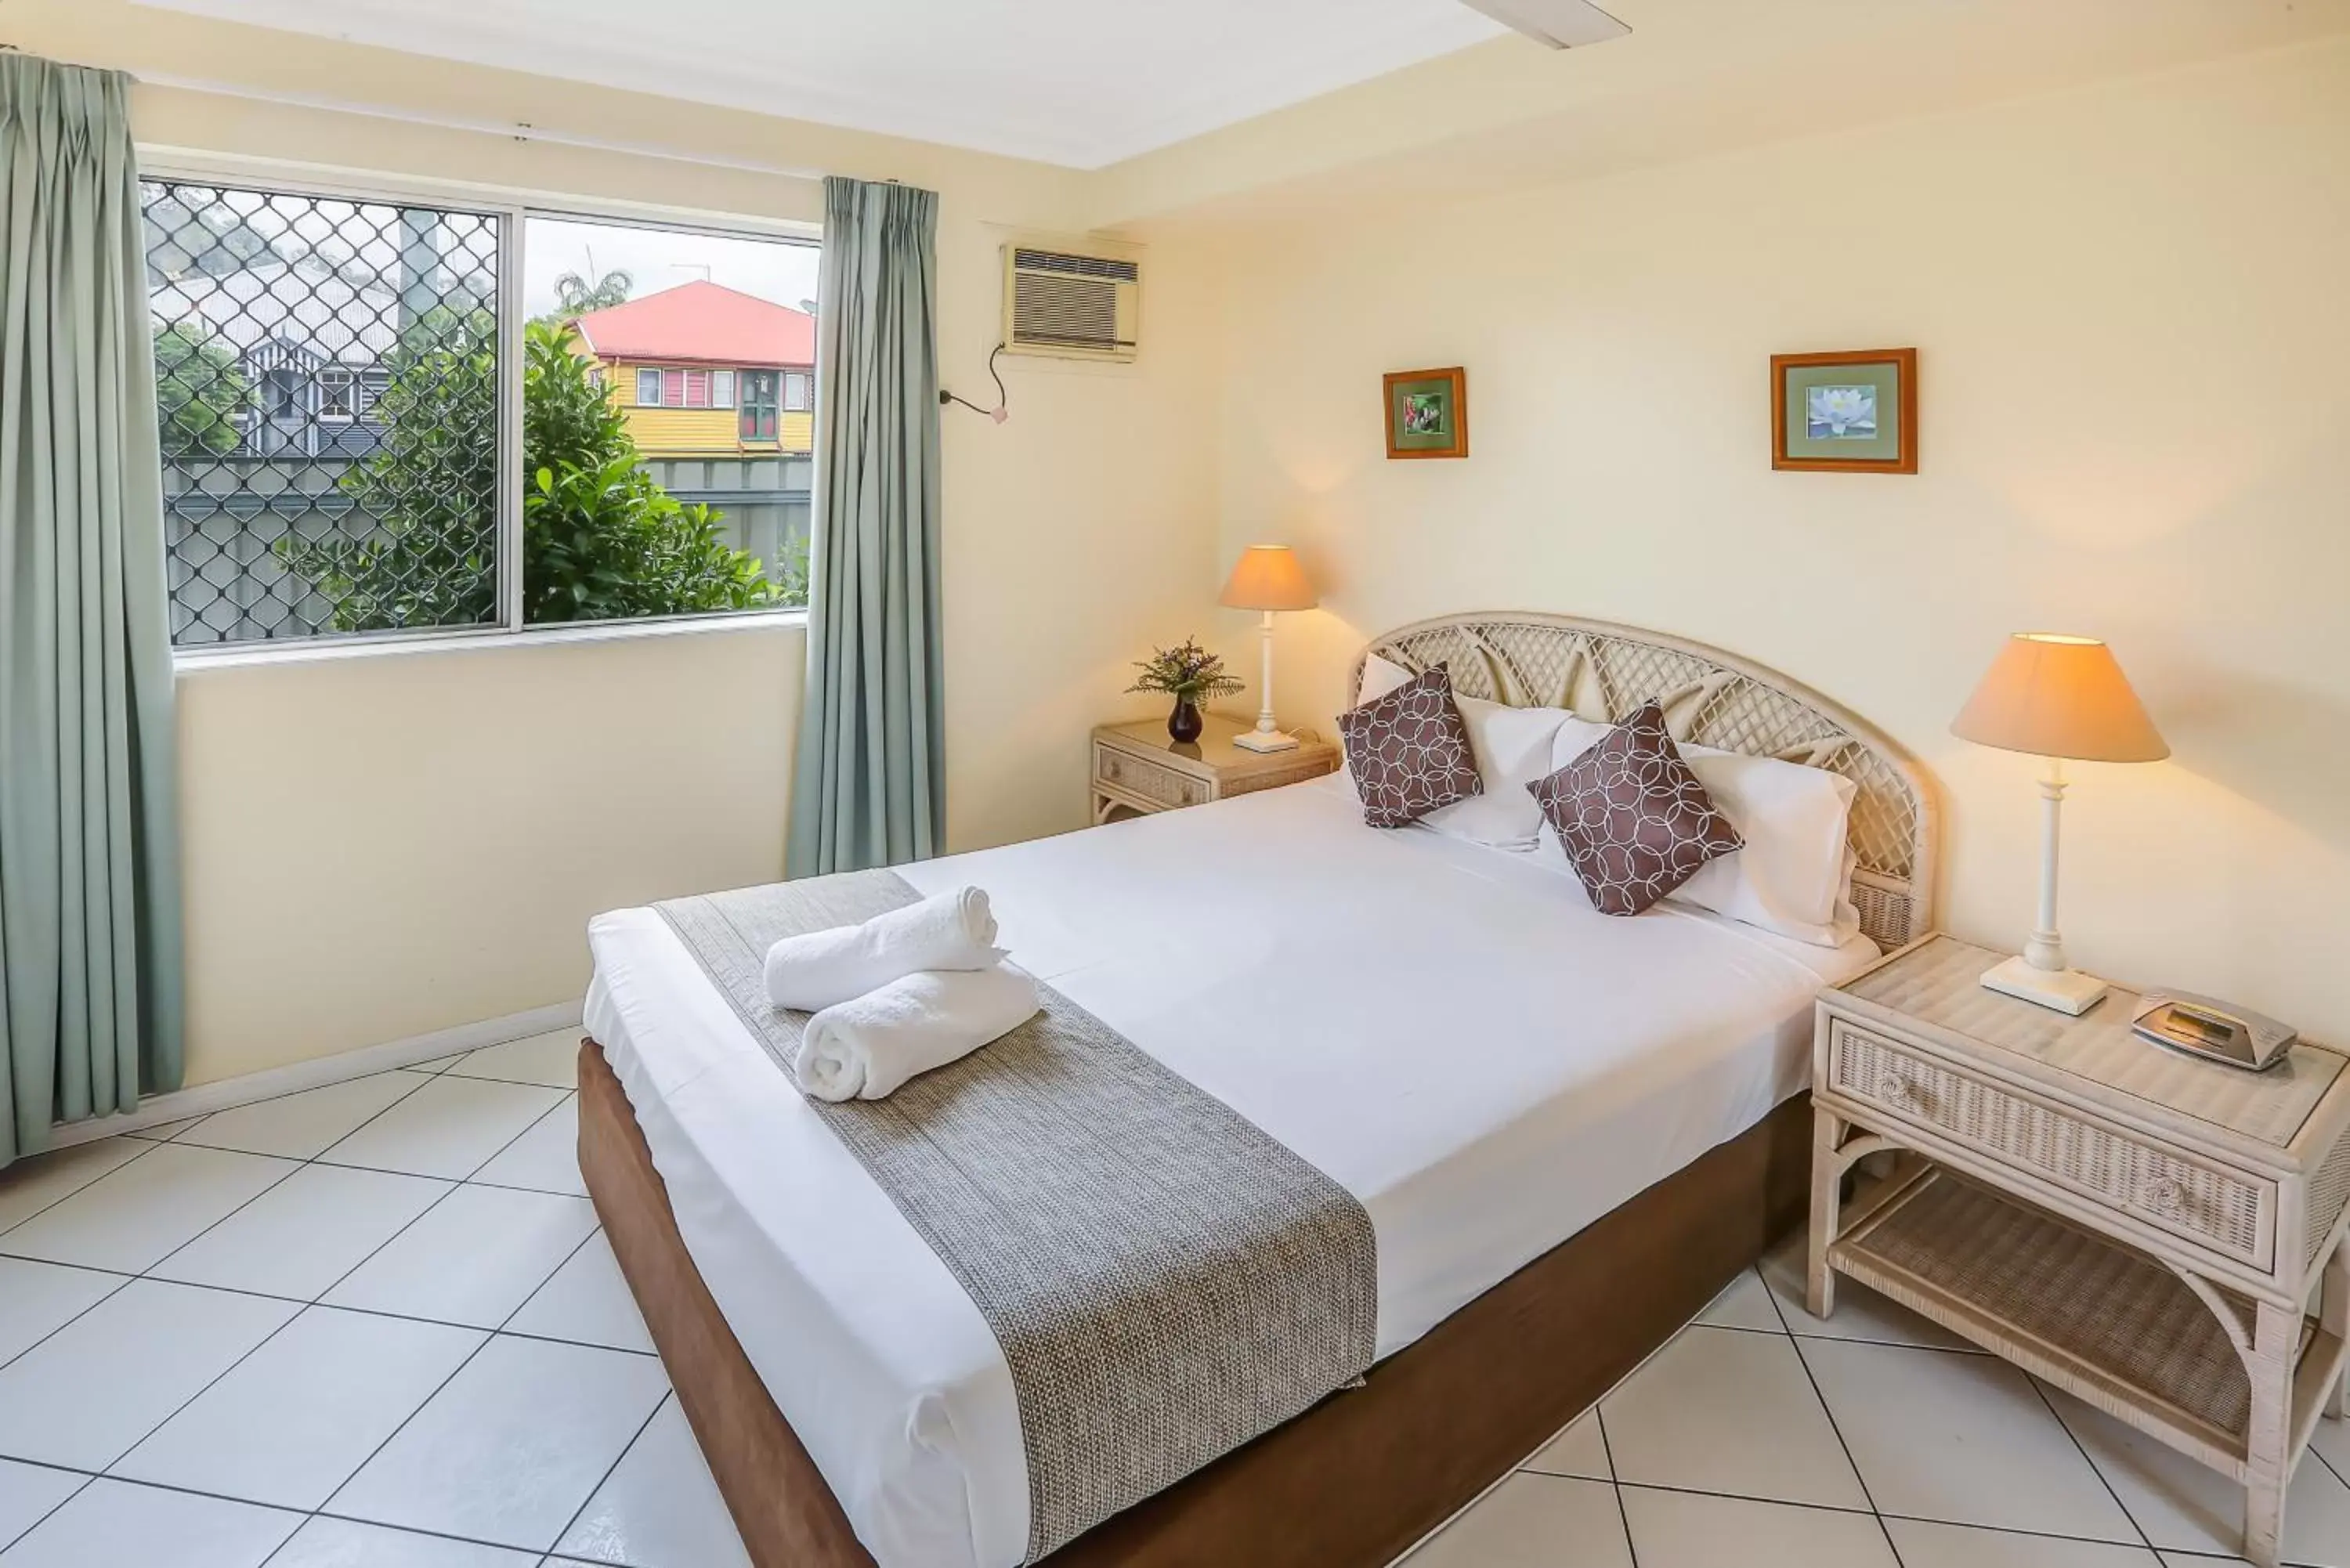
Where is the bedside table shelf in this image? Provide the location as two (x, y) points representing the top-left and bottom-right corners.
(1831, 1165), (2346, 1479)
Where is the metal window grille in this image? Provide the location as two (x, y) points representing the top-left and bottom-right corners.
(146, 179), (504, 646)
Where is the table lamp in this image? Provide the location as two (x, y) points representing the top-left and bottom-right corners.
(1219, 545), (1318, 753)
(1950, 633), (2169, 1015)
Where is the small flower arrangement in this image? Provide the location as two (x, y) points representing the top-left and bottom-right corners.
(1127, 638), (1243, 742)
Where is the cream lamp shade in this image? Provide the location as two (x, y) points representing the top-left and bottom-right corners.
(1218, 546), (1318, 612)
(1950, 633), (2166, 1017)
(1951, 633), (2168, 763)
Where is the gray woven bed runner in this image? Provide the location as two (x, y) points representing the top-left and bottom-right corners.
(654, 869), (1377, 1562)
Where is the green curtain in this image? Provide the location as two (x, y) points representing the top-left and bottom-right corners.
(787, 177), (945, 877)
(0, 56), (184, 1166)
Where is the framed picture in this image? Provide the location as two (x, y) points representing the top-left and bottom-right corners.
(1770, 348), (1917, 474)
(1383, 367), (1468, 460)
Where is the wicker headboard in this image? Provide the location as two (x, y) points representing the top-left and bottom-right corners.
(1354, 613), (1940, 951)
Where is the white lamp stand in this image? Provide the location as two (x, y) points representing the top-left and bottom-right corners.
(1979, 757), (2110, 1016)
(1232, 610), (1300, 753)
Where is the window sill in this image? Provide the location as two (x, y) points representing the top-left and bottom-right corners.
(171, 608), (809, 674)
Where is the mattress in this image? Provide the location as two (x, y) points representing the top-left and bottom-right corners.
(584, 773), (1881, 1568)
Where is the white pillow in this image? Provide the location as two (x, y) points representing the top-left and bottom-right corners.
(1356, 652), (1414, 706)
(1666, 745), (1860, 947)
(1419, 695), (1574, 849)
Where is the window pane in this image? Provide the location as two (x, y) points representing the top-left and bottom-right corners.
(146, 180), (503, 646)
(523, 215), (819, 620)
(636, 368), (660, 406)
(783, 370), (810, 412)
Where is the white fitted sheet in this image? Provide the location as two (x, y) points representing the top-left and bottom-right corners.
(585, 775), (1880, 1568)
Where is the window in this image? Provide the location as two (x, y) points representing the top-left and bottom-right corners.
(740, 370), (779, 442)
(783, 370), (812, 413)
(318, 368), (356, 423)
(146, 178), (819, 647)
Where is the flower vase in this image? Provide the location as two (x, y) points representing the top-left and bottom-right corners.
(1167, 699), (1204, 744)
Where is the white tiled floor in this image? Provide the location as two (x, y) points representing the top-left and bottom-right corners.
(0, 1032), (732, 1567)
(12, 1050), (2350, 1568)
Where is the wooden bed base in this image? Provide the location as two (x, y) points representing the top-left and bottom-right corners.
(578, 1039), (1811, 1567)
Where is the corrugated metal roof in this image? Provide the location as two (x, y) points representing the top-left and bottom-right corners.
(570, 280), (815, 368)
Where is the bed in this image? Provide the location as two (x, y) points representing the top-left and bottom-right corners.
(577, 612), (1939, 1568)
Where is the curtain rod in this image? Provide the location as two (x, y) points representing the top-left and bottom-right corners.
(134, 70), (826, 184)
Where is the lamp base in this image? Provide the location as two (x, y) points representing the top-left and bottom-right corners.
(1980, 954), (2110, 1017)
(1232, 728), (1301, 753)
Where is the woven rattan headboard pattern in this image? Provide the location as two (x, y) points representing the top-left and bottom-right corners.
(1354, 613), (1940, 951)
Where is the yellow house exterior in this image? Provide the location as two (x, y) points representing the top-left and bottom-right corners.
(589, 364), (815, 458)
(566, 281), (818, 461)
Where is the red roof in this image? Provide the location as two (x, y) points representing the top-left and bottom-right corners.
(570, 280), (813, 369)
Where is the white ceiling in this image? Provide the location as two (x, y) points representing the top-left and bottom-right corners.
(135, 0), (1522, 168)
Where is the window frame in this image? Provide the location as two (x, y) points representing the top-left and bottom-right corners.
(143, 150), (822, 665)
(634, 367), (661, 406)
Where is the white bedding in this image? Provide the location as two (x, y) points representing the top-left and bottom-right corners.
(584, 774), (1880, 1568)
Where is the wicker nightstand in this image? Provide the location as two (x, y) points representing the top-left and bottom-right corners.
(1810, 935), (2350, 1568)
(1090, 714), (1339, 824)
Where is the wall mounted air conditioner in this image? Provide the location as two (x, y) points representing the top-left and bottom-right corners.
(1002, 244), (1140, 363)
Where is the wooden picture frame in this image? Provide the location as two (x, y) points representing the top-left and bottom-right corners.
(1383, 367), (1468, 460)
(1771, 348), (1917, 474)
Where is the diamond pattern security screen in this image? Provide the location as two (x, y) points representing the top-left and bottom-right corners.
(146, 181), (504, 645)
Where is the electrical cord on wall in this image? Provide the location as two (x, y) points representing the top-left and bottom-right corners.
(940, 343), (1010, 425)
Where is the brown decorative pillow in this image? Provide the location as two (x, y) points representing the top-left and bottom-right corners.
(1528, 699), (1744, 916)
(1336, 663), (1482, 829)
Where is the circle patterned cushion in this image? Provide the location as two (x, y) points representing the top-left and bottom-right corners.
(1336, 662), (1482, 829)
(1528, 699), (1744, 916)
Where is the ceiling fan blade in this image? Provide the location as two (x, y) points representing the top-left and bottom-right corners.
(1459, 0), (1631, 49)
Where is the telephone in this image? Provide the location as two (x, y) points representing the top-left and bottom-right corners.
(2132, 991), (2298, 1073)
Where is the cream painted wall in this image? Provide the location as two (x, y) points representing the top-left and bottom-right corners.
(176, 626), (804, 1081)
(1205, 38), (2350, 1038)
(9, 0), (1224, 1086)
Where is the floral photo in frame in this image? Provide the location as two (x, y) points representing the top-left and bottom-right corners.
(1771, 348), (1917, 473)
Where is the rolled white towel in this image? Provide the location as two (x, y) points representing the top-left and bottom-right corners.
(796, 966), (1042, 1103)
(762, 887), (1003, 1012)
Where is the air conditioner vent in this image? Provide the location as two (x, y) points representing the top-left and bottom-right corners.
(1003, 244), (1140, 362)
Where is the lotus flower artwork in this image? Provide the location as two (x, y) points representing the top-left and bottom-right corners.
(1807, 384), (1878, 439)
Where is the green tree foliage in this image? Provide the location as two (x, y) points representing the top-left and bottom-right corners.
(279, 314), (784, 630)
(277, 305), (501, 631)
(154, 322), (252, 458)
(548, 266), (633, 319)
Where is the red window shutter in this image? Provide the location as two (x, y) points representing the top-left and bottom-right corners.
(661, 370), (684, 407)
(685, 370), (709, 408)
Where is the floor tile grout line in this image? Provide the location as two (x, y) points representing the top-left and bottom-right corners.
(496, 1226), (606, 1337)
(0, 1265), (138, 1382)
(92, 1288), (314, 1488)
(0, 1137), (163, 1245)
(1783, 1331), (1887, 1519)
(313, 1324), (504, 1526)
(1590, 1405), (1639, 1567)
(546, 1387), (674, 1563)
(0, 1470), (94, 1556)
(24, 1064), (440, 1297)
(1774, 1265), (1916, 1568)
(459, 1089), (580, 1187)
(0, 1248), (660, 1357)
(2025, 1374), (2166, 1556)
(1544, 1474), (2171, 1554)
